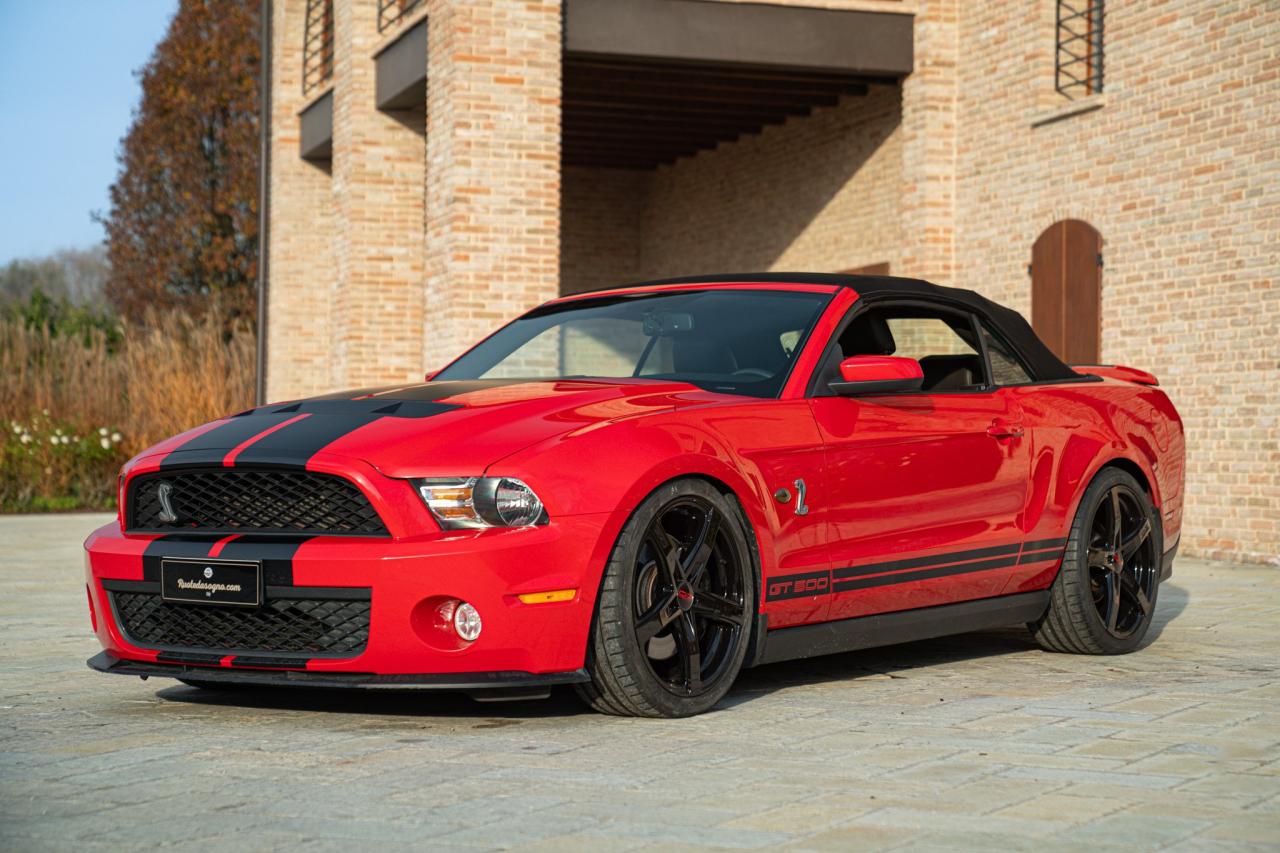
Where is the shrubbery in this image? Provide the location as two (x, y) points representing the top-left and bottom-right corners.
(0, 291), (254, 512)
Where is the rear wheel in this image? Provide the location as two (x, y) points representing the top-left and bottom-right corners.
(1029, 467), (1161, 654)
(576, 479), (755, 717)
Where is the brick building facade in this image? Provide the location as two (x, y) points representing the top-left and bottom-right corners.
(264, 0), (1279, 563)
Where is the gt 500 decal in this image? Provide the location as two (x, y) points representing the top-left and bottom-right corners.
(764, 539), (1068, 603)
(766, 570), (831, 601)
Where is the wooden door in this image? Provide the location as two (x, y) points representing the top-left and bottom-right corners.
(1031, 219), (1101, 364)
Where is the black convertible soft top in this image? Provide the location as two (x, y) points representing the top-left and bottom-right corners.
(603, 272), (1081, 382)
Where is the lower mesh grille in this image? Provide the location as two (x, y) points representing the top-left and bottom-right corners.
(111, 592), (371, 657)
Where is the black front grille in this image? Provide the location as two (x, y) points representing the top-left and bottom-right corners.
(128, 469), (388, 536)
(111, 591), (371, 657)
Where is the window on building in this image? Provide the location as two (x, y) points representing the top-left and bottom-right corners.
(303, 0), (335, 95)
(1056, 1), (1104, 98)
(378, 0), (424, 33)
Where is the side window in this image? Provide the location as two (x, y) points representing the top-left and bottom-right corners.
(814, 305), (992, 394)
(883, 315), (987, 391)
(979, 323), (1034, 385)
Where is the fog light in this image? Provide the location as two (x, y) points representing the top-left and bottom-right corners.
(453, 601), (482, 642)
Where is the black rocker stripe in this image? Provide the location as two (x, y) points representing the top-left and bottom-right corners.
(766, 537), (1069, 602)
(831, 543), (1022, 581)
(831, 555), (1020, 593)
(1023, 538), (1068, 551)
(1018, 547), (1066, 565)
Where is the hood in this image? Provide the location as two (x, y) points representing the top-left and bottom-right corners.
(139, 378), (702, 476)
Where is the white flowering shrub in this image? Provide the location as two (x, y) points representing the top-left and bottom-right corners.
(2, 413), (124, 511)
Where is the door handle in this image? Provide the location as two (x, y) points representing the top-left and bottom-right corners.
(987, 419), (1025, 439)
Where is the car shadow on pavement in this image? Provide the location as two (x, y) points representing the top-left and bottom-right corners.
(154, 585), (1190, 719)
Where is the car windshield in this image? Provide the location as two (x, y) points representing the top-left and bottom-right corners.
(435, 289), (833, 398)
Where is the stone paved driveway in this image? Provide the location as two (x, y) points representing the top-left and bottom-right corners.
(2, 514), (1278, 851)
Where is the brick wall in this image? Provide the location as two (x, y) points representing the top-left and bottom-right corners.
(267, 0), (1278, 562)
(265, 1), (336, 401)
(422, 0), (562, 369)
(951, 1), (1279, 563)
(329, 0), (426, 388)
(560, 166), (644, 295)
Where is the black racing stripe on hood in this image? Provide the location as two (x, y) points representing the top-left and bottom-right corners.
(157, 398), (461, 468)
(231, 411), (389, 468)
(159, 415), (294, 470)
(299, 378), (545, 404)
(232, 400), (459, 466)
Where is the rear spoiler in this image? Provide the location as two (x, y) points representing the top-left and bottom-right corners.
(1072, 364), (1159, 386)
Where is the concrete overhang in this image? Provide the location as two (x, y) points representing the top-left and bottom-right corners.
(565, 0), (913, 77)
(299, 90), (333, 162)
(375, 17), (428, 111)
(562, 0), (913, 169)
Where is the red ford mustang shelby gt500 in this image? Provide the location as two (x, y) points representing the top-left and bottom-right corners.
(85, 274), (1184, 717)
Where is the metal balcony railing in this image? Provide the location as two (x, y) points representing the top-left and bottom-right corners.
(378, 0), (424, 33)
(1056, 1), (1104, 98)
(302, 0), (335, 95)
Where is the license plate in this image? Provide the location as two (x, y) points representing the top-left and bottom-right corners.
(161, 558), (261, 607)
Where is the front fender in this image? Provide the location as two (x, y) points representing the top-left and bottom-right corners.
(485, 412), (781, 607)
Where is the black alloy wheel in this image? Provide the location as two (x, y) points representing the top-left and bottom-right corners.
(1087, 482), (1158, 639)
(632, 496), (747, 696)
(1029, 467), (1162, 655)
(577, 479), (755, 717)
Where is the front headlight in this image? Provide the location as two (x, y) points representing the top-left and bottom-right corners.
(413, 477), (548, 529)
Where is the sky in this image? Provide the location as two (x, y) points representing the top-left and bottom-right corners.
(0, 1), (178, 265)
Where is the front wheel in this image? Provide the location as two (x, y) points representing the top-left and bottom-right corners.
(1029, 467), (1162, 654)
(576, 479), (756, 717)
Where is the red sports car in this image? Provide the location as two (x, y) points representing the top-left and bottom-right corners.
(85, 274), (1184, 717)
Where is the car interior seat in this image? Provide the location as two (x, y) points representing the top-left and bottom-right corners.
(918, 354), (984, 390)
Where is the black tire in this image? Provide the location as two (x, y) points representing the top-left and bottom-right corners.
(576, 479), (756, 718)
(1029, 467), (1162, 654)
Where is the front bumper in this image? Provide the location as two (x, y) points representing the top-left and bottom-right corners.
(88, 651), (588, 699)
(84, 514), (612, 683)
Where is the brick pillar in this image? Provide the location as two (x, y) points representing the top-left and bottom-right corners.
(329, 0), (427, 387)
(898, 0), (958, 284)
(423, 0), (562, 368)
(266, 0), (335, 401)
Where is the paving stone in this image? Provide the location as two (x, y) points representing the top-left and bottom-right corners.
(2, 514), (1279, 849)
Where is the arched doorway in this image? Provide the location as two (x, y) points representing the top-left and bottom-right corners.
(1030, 219), (1102, 364)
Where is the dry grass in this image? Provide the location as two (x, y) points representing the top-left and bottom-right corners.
(0, 311), (254, 510)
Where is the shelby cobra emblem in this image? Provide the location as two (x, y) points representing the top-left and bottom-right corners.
(155, 481), (178, 523)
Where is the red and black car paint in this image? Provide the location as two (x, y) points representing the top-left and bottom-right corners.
(85, 274), (1185, 700)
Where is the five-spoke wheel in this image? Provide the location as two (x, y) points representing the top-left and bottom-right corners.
(1030, 467), (1162, 654)
(578, 479), (754, 717)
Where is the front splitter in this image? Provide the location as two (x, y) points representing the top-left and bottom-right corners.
(88, 650), (589, 701)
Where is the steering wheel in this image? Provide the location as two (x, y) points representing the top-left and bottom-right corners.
(730, 368), (772, 380)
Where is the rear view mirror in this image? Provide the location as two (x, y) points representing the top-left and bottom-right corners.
(642, 311), (694, 336)
(829, 355), (923, 396)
